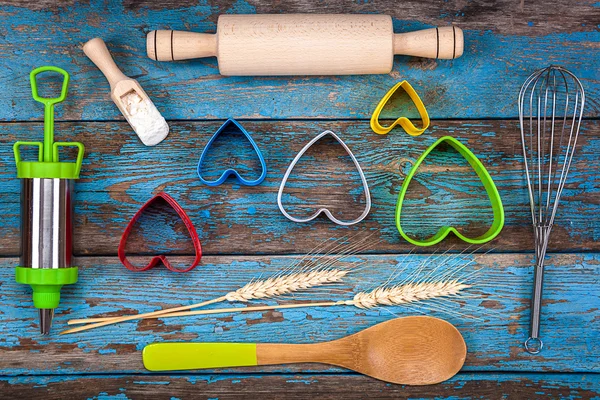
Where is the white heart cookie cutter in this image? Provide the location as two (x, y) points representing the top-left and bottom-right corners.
(277, 130), (372, 226)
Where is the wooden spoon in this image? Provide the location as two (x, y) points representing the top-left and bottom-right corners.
(143, 316), (467, 385)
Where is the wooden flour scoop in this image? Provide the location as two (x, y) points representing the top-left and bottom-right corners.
(82, 38), (169, 146)
(143, 316), (467, 385)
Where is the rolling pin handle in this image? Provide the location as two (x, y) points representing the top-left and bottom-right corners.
(393, 26), (464, 60)
(147, 30), (217, 61)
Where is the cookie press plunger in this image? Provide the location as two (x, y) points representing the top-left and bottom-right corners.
(13, 67), (84, 334)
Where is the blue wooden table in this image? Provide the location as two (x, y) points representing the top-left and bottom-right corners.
(1, 1), (599, 398)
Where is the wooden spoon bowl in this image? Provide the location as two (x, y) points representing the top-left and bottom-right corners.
(345, 315), (467, 385)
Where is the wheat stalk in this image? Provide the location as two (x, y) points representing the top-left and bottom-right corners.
(61, 268), (348, 334)
(63, 278), (472, 324)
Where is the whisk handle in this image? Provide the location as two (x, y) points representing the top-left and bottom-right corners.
(525, 259), (545, 354)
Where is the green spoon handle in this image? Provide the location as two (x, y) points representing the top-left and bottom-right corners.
(143, 342), (258, 371)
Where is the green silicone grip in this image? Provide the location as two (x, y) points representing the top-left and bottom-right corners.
(143, 343), (258, 371)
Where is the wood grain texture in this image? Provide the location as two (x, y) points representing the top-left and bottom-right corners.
(1, 373), (599, 399)
(1, 254), (598, 375)
(0, 1), (598, 397)
(1, 121), (598, 256)
(4, 0), (594, 35)
(150, 16), (460, 69)
(255, 317), (467, 385)
(0, 1), (598, 120)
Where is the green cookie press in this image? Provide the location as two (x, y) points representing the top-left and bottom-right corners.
(13, 66), (84, 334)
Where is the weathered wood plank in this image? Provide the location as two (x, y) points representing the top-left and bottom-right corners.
(0, 1), (597, 396)
(3, 0), (599, 35)
(1, 253), (598, 374)
(1, 121), (598, 256)
(0, 1), (598, 121)
(1, 373), (599, 399)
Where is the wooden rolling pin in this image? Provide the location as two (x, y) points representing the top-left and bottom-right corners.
(147, 14), (463, 76)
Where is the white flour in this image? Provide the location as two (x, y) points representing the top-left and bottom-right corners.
(122, 91), (169, 146)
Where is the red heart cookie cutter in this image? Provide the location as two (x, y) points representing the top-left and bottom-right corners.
(118, 192), (202, 272)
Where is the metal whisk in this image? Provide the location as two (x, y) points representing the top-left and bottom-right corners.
(518, 66), (585, 354)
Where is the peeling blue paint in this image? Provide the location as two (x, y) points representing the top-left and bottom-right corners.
(4, 121), (598, 253)
(286, 379), (315, 384)
(94, 394), (129, 400)
(0, 3), (597, 121)
(0, 0), (598, 395)
(0, 253), (598, 375)
(1, 373), (599, 396)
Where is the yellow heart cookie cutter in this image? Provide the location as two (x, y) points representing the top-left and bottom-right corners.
(370, 81), (430, 136)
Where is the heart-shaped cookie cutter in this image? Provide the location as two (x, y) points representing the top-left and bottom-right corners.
(118, 192), (202, 272)
(370, 81), (430, 136)
(197, 118), (267, 186)
(395, 136), (504, 246)
(278, 130), (371, 226)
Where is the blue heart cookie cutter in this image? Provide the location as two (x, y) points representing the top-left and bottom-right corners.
(197, 118), (267, 186)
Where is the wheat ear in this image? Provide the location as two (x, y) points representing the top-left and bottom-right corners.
(61, 269), (348, 335)
(63, 279), (472, 325)
(348, 279), (471, 309)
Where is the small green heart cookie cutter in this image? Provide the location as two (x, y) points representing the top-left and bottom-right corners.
(395, 136), (504, 246)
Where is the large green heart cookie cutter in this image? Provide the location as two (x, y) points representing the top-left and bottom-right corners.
(396, 136), (504, 246)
